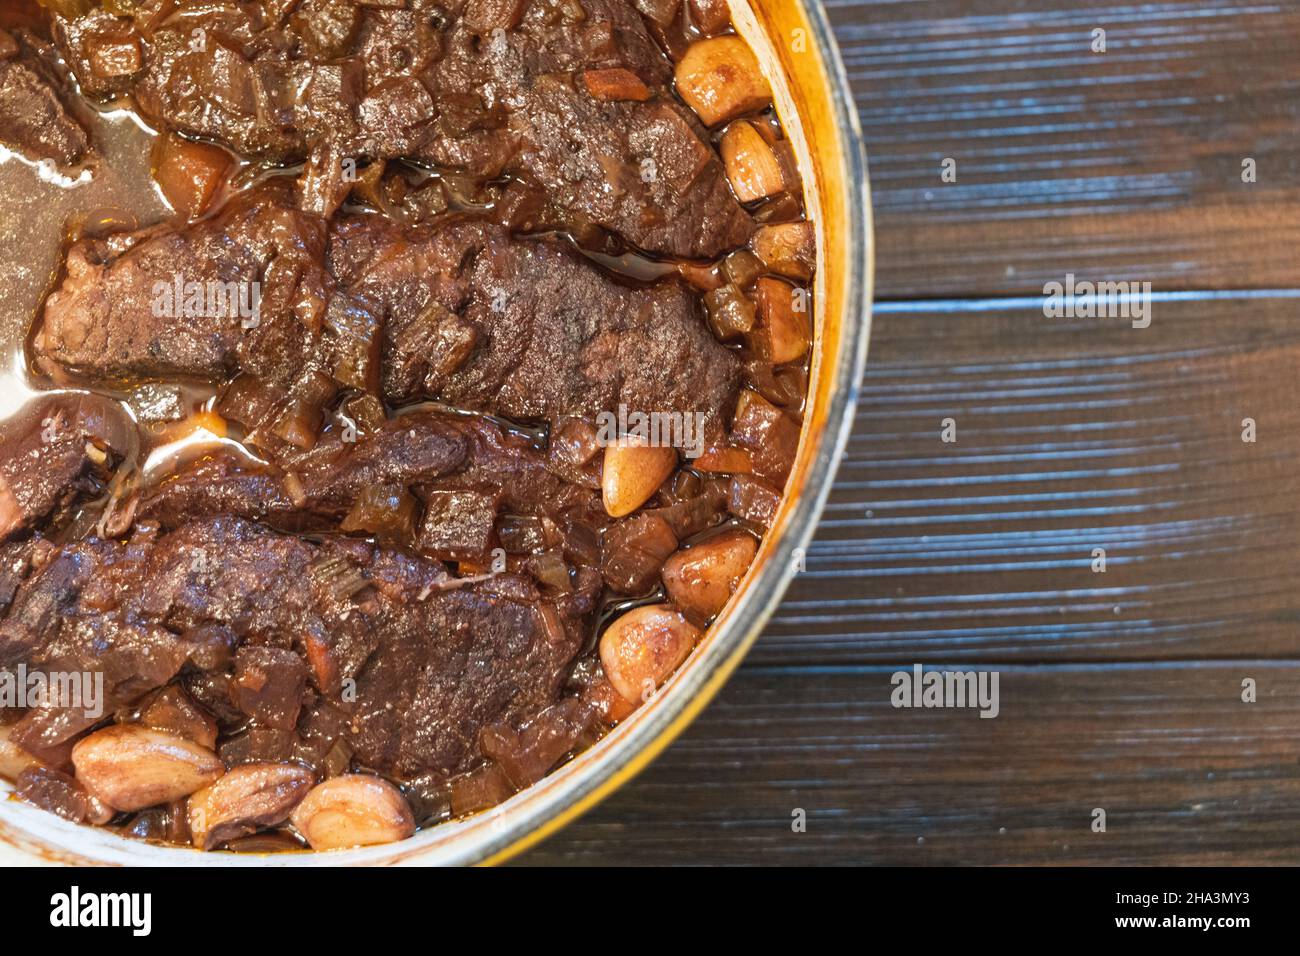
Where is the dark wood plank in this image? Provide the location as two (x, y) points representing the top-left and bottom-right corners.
(828, 0), (1300, 297)
(754, 292), (1300, 664)
(518, 662), (1300, 865)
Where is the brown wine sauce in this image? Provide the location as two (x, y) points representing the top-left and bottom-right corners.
(0, 0), (812, 850)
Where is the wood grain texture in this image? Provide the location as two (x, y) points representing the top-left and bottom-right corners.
(758, 294), (1300, 665)
(828, 0), (1300, 297)
(520, 663), (1300, 865)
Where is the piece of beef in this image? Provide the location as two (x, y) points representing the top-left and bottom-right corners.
(48, 7), (143, 103)
(437, 413), (599, 516)
(135, 453), (296, 533)
(0, 28), (91, 169)
(53, 5), (299, 156)
(286, 410), (471, 510)
(419, 1), (754, 257)
(0, 536), (86, 671)
(480, 696), (597, 789)
(34, 185), (331, 390)
(229, 646), (309, 731)
(136, 411), (600, 562)
(416, 488), (500, 562)
(37, 199), (740, 440)
(51, 0), (753, 258)
(0, 516), (587, 781)
(333, 214), (741, 437)
(0, 518), (367, 761)
(0, 394), (134, 542)
(0, 538), (45, 616)
(130, 403), (723, 598)
(138, 410), (472, 528)
(0, 530), (192, 762)
(349, 572), (582, 777)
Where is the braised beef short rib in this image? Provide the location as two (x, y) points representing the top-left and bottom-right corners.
(0, 516), (586, 780)
(0, 28), (90, 170)
(35, 187), (740, 437)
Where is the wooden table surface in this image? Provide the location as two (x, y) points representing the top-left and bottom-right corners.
(517, 0), (1300, 865)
